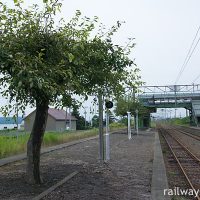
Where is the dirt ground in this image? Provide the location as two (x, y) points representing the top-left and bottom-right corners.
(0, 130), (154, 200)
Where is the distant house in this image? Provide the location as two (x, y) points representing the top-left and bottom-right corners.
(0, 117), (23, 130)
(24, 108), (77, 132)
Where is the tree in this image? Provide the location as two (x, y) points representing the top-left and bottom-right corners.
(92, 115), (99, 128)
(115, 96), (138, 116)
(115, 95), (151, 118)
(71, 106), (87, 130)
(0, 0), (140, 184)
(0, 1), (98, 184)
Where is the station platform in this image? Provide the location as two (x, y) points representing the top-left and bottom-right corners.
(0, 129), (170, 200)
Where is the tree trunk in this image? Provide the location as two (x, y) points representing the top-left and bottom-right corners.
(26, 100), (49, 184)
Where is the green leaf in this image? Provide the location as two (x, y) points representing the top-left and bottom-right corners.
(18, 81), (22, 87)
(30, 82), (33, 88)
(68, 53), (74, 63)
(1, 15), (7, 20)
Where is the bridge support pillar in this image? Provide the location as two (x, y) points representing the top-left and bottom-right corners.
(189, 109), (196, 126)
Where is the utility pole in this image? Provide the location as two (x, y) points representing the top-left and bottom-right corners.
(174, 85), (177, 107)
(69, 107), (72, 130)
(136, 109), (139, 135)
(186, 109), (188, 117)
(83, 106), (88, 129)
(16, 100), (19, 130)
(169, 109), (172, 119)
(105, 108), (110, 160)
(90, 107), (93, 127)
(66, 107), (68, 130)
(127, 112), (131, 139)
(175, 108), (177, 118)
(98, 93), (104, 162)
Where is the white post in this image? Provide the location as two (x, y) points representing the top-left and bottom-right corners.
(84, 110), (87, 128)
(66, 107), (68, 130)
(16, 100), (19, 130)
(98, 93), (104, 162)
(105, 109), (110, 160)
(127, 112), (131, 140)
(69, 107), (72, 130)
(136, 109), (139, 135)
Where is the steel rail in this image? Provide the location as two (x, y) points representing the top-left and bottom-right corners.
(160, 128), (200, 200)
(171, 126), (200, 141)
(165, 130), (200, 162)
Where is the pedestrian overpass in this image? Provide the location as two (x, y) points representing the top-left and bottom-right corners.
(138, 84), (200, 126)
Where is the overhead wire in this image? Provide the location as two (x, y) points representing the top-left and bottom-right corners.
(191, 36), (200, 84)
(192, 73), (200, 84)
(175, 25), (200, 84)
(185, 36), (200, 83)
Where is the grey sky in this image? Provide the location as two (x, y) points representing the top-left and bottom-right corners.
(59, 0), (200, 86)
(2, 0), (200, 117)
(21, 0), (200, 85)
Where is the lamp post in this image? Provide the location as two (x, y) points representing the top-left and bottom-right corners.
(175, 108), (177, 118)
(169, 109), (172, 119)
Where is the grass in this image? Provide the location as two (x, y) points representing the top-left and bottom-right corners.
(0, 129), (99, 159)
(169, 117), (190, 126)
(42, 129), (99, 147)
(0, 125), (125, 159)
(109, 122), (126, 129)
(0, 135), (28, 158)
(150, 121), (156, 128)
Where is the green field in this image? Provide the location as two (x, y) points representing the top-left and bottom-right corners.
(168, 117), (190, 126)
(0, 129), (98, 159)
(0, 123), (126, 159)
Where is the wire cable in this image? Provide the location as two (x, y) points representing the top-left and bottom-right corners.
(192, 73), (200, 84)
(175, 25), (200, 84)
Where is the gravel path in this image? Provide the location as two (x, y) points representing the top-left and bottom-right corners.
(0, 130), (155, 200)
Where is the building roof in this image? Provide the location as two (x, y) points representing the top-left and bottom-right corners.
(0, 117), (23, 124)
(24, 108), (77, 121)
(48, 108), (77, 121)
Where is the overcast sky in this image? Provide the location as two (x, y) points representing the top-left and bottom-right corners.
(57, 0), (200, 86)
(7, 0), (200, 86)
(2, 0), (200, 117)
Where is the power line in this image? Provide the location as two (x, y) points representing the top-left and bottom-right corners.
(185, 36), (200, 83)
(175, 25), (200, 84)
(192, 73), (200, 84)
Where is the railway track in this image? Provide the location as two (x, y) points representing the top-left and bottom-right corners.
(173, 126), (200, 141)
(165, 125), (200, 142)
(159, 126), (200, 200)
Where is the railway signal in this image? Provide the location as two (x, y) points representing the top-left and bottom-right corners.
(105, 100), (113, 109)
(105, 100), (113, 161)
